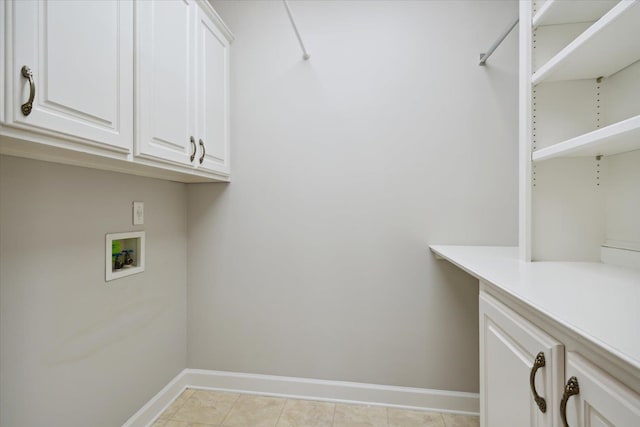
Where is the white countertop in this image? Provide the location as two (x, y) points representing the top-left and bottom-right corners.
(429, 245), (640, 371)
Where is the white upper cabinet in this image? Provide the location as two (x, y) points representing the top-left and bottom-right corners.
(195, 6), (231, 175)
(136, 0), (232, 177)
(2, 0), (232, 183)
(5, 0), (133, 153)
(135, 0), (196, 166)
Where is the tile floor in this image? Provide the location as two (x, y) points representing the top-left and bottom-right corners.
(151, 389), (480, 427)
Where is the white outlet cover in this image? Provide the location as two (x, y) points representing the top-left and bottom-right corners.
(133, 201), (144, 225)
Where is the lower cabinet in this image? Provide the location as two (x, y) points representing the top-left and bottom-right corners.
(480, 292), (564, 427)
(563, 353), (640, 427)
(480, 289), (640, 427)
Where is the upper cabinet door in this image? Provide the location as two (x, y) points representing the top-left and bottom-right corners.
(480, 292), (564, 427)
(195, 7), (231, 175)
(7, 0), (133, 153)
(135, 0), (196, 166)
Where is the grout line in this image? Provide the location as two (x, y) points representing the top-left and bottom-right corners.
(386, 405), (390, 426)
(158, 388), (193, 423)
(220, 392), (242, 426)
(273, 398), (288, 427)
(383, 406), (389, 427)
(331, 401), (337, 426)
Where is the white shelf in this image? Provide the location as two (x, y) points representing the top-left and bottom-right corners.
(601, 245), (640, 269)
(532, 115), (640, 161)
(533, 0), (618, 27)
(532, 0), (640, 85)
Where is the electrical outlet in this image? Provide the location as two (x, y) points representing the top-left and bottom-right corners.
(133, 201), (144, 225)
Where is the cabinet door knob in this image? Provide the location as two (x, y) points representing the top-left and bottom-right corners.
(199, 139), (205, 164)
(529, 351), (547, 413)
(21, 66), (36, 116)
(190, 136), (196, 162)
(560, 376), (580, 427)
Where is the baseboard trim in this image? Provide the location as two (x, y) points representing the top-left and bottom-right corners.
(123, 369), (479, 426)
(121, 370), (188, 427)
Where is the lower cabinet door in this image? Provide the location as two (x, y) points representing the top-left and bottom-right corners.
(480, 292), (564, 427)
(563, 352), (640, 427)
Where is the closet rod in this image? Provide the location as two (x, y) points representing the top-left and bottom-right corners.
(479, 17), (519, 65)
(283, 0), (310, 60)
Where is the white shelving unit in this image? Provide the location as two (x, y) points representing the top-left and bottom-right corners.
(521, 0), (640, 263)
(532, 0), (640, 84)
(532, 114), (640, 161)
(431, 3), (640, 423)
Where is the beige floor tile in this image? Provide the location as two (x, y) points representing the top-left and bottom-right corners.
(163, 421), (189, 427)
(159, 389), (197, 419)
(222, 394), (287, 427)
(172, 390), (240, 424)
(275, 399), (335, 427)
(441, 413), (480, 427)
(154, 390), (473, 427)
(332, 404), (388, 427)
(188, 389), (240, 407)
(388, 408), (445, 427)
(163, 422), (217, 427)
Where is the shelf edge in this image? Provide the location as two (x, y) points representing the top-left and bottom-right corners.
(532, 0), (555, 27)
(532, 115), (640, 162)
(531, 0), (638, 85)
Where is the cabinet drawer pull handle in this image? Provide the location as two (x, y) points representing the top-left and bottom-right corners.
(560, 376), (580, 427)
(529, 352), (547, 413)
(21, 66), (35, 116)
(190, 136), (196, 162)
(199, 139), (205, 164)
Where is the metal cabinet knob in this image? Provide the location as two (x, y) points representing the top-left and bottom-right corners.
(190, 136), (196, 162)
(199, 139), (205, 164)
(529, 352), (547, 413)
(21, 66), (35, 116)
(560, 376), (580, 427)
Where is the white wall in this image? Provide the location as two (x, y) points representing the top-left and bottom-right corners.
(0, 156), (187, 427)
(606, 150), (640, 249)
(188, 0), (518, 393)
